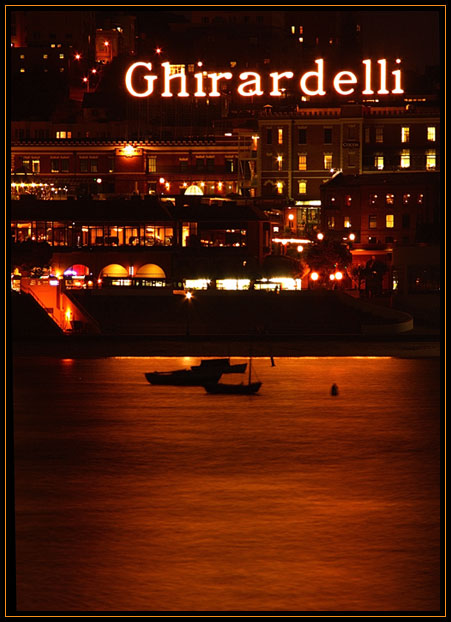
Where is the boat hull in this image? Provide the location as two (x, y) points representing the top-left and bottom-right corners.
(203, 382), (262, 395)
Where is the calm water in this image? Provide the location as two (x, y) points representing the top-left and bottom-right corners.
(12, 356), (441, 613)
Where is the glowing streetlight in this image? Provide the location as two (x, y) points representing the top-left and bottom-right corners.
(185, 291), (193, 335)
(335, 271), (343, 280)
(317, 232), (324, 240)
(310, 272), (319, 281)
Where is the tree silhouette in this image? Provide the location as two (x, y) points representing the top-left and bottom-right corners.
(303, 239), (352, 277)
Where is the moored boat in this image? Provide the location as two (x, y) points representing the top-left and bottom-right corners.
(202, 357), (262, 395)
(190, 358), (247, 374)
(203, 381), (262, 395)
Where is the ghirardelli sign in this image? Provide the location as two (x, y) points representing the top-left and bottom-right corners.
(125, 59), (404, 98)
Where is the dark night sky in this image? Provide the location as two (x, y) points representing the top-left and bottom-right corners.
(165, 8), (441, 71)
(354, 9), (441, 71)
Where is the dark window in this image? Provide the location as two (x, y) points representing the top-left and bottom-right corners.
(266, 129), (272, 145)
(298, 128), (307, 144)
(402, 214), (410, 229)
(324, 128), (332, 144)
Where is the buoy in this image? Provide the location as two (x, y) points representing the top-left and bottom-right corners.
(331, 383), (339, 396)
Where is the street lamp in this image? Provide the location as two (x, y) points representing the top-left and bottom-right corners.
(185, 291), (193, 335)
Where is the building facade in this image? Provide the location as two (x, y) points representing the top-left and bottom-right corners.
(11, 131), (258, 199)
(257, 102), (440, 200)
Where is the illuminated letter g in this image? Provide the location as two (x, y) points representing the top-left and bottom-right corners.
(125, 62), (158, 97)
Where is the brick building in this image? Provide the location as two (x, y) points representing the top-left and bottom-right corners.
(11, 132), (258, 199)
(257, 101), (440, 233)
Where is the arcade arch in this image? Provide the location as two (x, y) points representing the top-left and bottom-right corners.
(99, 264), (129, 278)
(135, 263), (166, 278)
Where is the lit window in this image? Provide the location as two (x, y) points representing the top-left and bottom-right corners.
(374, 154), (384, 170)
(20, 68), (25, 73)
(400, 149), (410, 168)
(375, 128), (383, 143)
(386, 214), (394, 228)
(369, 215), (377, 229)
(385, 193), (394, 205)
(327, 216), (335, 229)
(427, 126), (436, 142)
(278, 128), (283, 144)
(42, 54), (48, 59)
(56, 130), (71, 139)
(298, 154), (307, 171)
(276, 155), (283, 171)
(31, 158), (40, 173)
(169, 64), (185, 75)
(276, 181), (283, 194)
(147, 156), (157, 173)
(425, 149), (436, 169)
(401, 126), (410, 143)
(344, 217), (351, 228)
(20, 54), (25, 59)
(59, 53), (64, 59)
(364, 128), (370, 143)
(323, 153), (333, 170)
(298, 180), (306, 194)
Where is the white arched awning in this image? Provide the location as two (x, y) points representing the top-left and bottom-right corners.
(184, 184), (203, 196)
